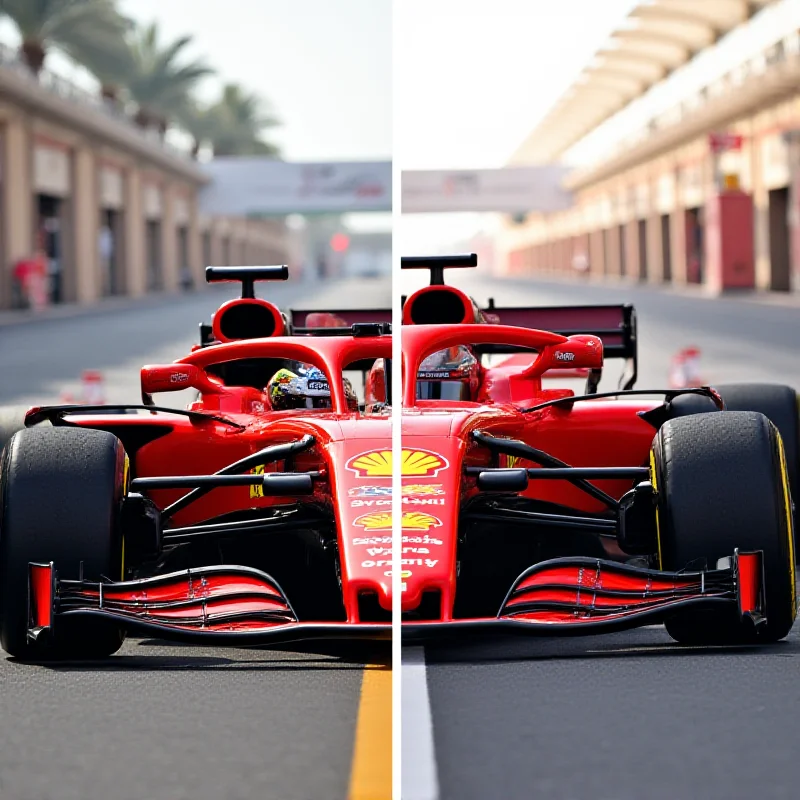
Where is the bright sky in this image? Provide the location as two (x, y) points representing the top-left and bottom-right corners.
(396, 0), (797, 251)
(395, 0), (639, 251)
(395, 0), (638, 171)
(0, 1), (391, 162)
(116, 0), (391, 162)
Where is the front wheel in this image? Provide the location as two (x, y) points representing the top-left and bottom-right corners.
(652, 411), (796, 644)
(715, 383), (800, 512)
(0, 427), (127, 660)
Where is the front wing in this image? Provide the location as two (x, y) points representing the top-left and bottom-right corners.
(28, 564), (390, 646)
(405, 550), (765, 639)
(27, 551), (763, 646)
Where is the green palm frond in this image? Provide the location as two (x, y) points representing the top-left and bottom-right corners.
(0, 0), (130, 75)
(124, 22), (214, 119)
(210, 83), (281, 156)
(175, 82), (281, 158)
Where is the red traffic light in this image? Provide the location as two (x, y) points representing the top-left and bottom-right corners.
(330, 233), (350, 252)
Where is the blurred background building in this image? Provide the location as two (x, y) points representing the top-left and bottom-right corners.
(0, 0), (390, 311)
(401, 0), (800, 295)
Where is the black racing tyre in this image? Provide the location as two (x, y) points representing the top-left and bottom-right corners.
(714, 383), (799, 509)
(0, 427), (127, 660)
(653, 411), (796, 645)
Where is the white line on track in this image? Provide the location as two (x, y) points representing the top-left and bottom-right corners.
(402, 646), (439, 800)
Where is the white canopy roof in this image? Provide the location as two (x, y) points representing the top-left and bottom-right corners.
(509, 0), (777, 165)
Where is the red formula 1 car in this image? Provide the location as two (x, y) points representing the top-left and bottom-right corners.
(0, 266), (393, 660)
(399, 255), (798, 644)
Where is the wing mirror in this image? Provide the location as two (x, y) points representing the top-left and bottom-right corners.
(141, 364), (223, 405)
(540, 335), (603, 373)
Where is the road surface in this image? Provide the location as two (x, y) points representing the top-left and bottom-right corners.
(401, 271), (800, 800)
(0, 276), (391, 800)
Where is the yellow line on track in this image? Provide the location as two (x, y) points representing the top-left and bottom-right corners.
(348, 661), (392, 800)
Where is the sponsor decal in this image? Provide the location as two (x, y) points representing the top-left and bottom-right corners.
(353, 536), (392, 546)
(364, 560), (439, 569)
(353, 511), (443, 532)
(418, 370), (452, 379)
(402, 484), (444, 496)
(347, 449), (393, 477)
(401, 449), (448, 477)
(352, 536), (443, 547)
(354, 512), (393, 531)
(250, 464), (265, 498)
(402, 535), (443, 546)
(170, 372), (190, 384)
(349, 486), (393, 498)
(351, 499), (392, 508)
(347, 448), (449, 478)
(364, 546), (432, 557)
(402, 512), (442, 531)
(502, 454), (522, 469)
(555, 351), (575, 362)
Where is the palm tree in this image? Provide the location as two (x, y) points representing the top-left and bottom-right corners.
(0, 0), (129, 76)
(173, 99), (225, 158)
(208, 83), (281, 157)
(176, 83), (281, 159)
(124, 23), (213, 132)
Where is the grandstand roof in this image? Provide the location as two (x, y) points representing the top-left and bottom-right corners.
(509, 0), (777, 165)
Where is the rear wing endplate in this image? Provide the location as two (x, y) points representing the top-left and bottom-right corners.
(289, 308), (391, 330)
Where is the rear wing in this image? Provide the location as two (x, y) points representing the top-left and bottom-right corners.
(289, 308), (391, 332)
(479, 303), (637, 390)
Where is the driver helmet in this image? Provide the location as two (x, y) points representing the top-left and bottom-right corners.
(267, 364), (357, 410)
(417, 346), (480, 401)
(364, 358), (389, 410)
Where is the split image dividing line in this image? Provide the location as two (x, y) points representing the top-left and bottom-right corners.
(401, 646), (439, 800)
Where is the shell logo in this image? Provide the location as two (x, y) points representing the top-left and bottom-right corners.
(354, 512), (393, 531)
(402, 449), (448, 477)
(347, 448), (449, 478)
(348, 450), (392, 477)
(353, 511), (443, 532)
(402, 512), (442, 531)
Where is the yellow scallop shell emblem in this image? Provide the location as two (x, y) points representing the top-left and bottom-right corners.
(347, 448), (449, 478)
(354, 512), (393, 531)
(354, 511), (443, 532)
(401, 449), (448, 477)
(348, 450), (393, 477)
(402, 511), (442, 531)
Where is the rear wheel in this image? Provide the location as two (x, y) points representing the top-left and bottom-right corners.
(0, 427), (127, 660)
(652, 411), (796, 644)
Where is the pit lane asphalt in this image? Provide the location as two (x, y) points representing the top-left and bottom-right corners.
(0, 276), (391, 800)
(400, 272), (800, 800)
